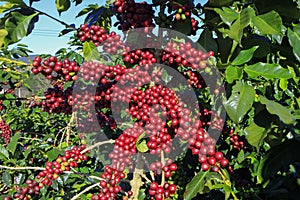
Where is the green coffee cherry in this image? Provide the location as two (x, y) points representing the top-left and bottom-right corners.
(181, 14), (186, 20)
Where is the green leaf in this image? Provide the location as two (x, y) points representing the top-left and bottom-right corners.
(5, 94), (15, 99)
(214, 7), (239, 26)
(0, 0), (26, 6)
(237, 149), (245, 163)
(0, 57), (27, 66)
(5, 11), (39, 43)
(2, 170), (12, 187)
(0, 144), (9, 160)
(8, 132), (20, 154)
(0, 29), (8, 46)
(136, 140), (148, 153)
(56, 0), (71, 15)
(184, 171), (209, 200)
(198, 28), (218, 53)
(279, 78), (288, 91)
(23, 147), (31, 159)
(83, 41), (100, 61)
(225, 66), (243, 83)
(63, 81), (73, 90)
(252, 11), (283, 35)
(257, 139), (300, 183)
(2, 100), (10, 107)
(0, 3), (18, 14)
(231, 46), (258, 65)
(76, 4), (99, 18)
(260, 95), (295, 124)
(244, 62), (293, 79)
(219, 7), (255, 43)
(52, 180), (59, 191)
(244, 121), (268, 151)
(46, 148), (62, 161)
(161, 68), (173, 84)
(210, 184), (231, 200)
(138, 189), (146, 200)
(224, 81), (256, 124)
(287, 27), (300, 61)
(206, 172), (222, 181)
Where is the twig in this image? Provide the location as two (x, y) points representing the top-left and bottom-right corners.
(160, 151), (165, 186)
(140, 173), (152, 184)
(0, 97), (46, 101)
(64, 171), (104, 181)
(80, 139), (115, 154)
(59, 112), (75, 148)
(0, 165), (104, 181)
(203, 6), (215, 11)
(54, 126), (66, 146)
(130, 154), (144, 200)
(27, 7), (77, 30)
(141, 155), (155, 181)
(0, 165), (45, 170)
(71, 182), (101, 200)
(20, 137), (42, 141)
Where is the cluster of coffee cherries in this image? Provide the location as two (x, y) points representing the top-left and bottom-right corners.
(80, 61), (126, 84)
(73, 62), (120, 111)
(109, 130), (140, 167)
(36, 145), (88, 187)
(31, 56), (80, 82)
(77, 24), (107, 45)
(102, 32), (125, 54)
(221, 127), (247, 151)
(0, 119), (11, 144)
(113, 0), (155, 31)
(5, 145), (88, 200)
(155, 12), (173, 28)
(150, 161), (178, 178)
(149, 182), (177, 200)
(173, 4), (191, 21)
(121, 49), (156, 66)
(183, 70), (206, 89)
(42, 84), (72, 114)
(162, 41), (214, 71)
(229, 132), (245, 150)
(199, 109), (224, 131)
(8, 180), (42, 200)
(187, 122), (229, 172)
(110, 67), (163, 105)
(127, 85), (181, 154)
(77, 24), (124, 53)
(92, 166), (127, 199)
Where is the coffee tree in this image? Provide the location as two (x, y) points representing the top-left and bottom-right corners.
(0, 0), (299, 199)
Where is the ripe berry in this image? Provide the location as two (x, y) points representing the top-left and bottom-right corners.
(220, 159), (229, 167)
(201, 162), (210, 171)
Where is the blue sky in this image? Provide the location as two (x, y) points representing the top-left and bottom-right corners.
(12, 0), (207, 55)
(15, 0), (102, 55)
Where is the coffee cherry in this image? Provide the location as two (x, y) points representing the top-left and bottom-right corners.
(220, 159), (229, 167)
(214, 151), (224, 160)
(201, 162), (210, 171)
